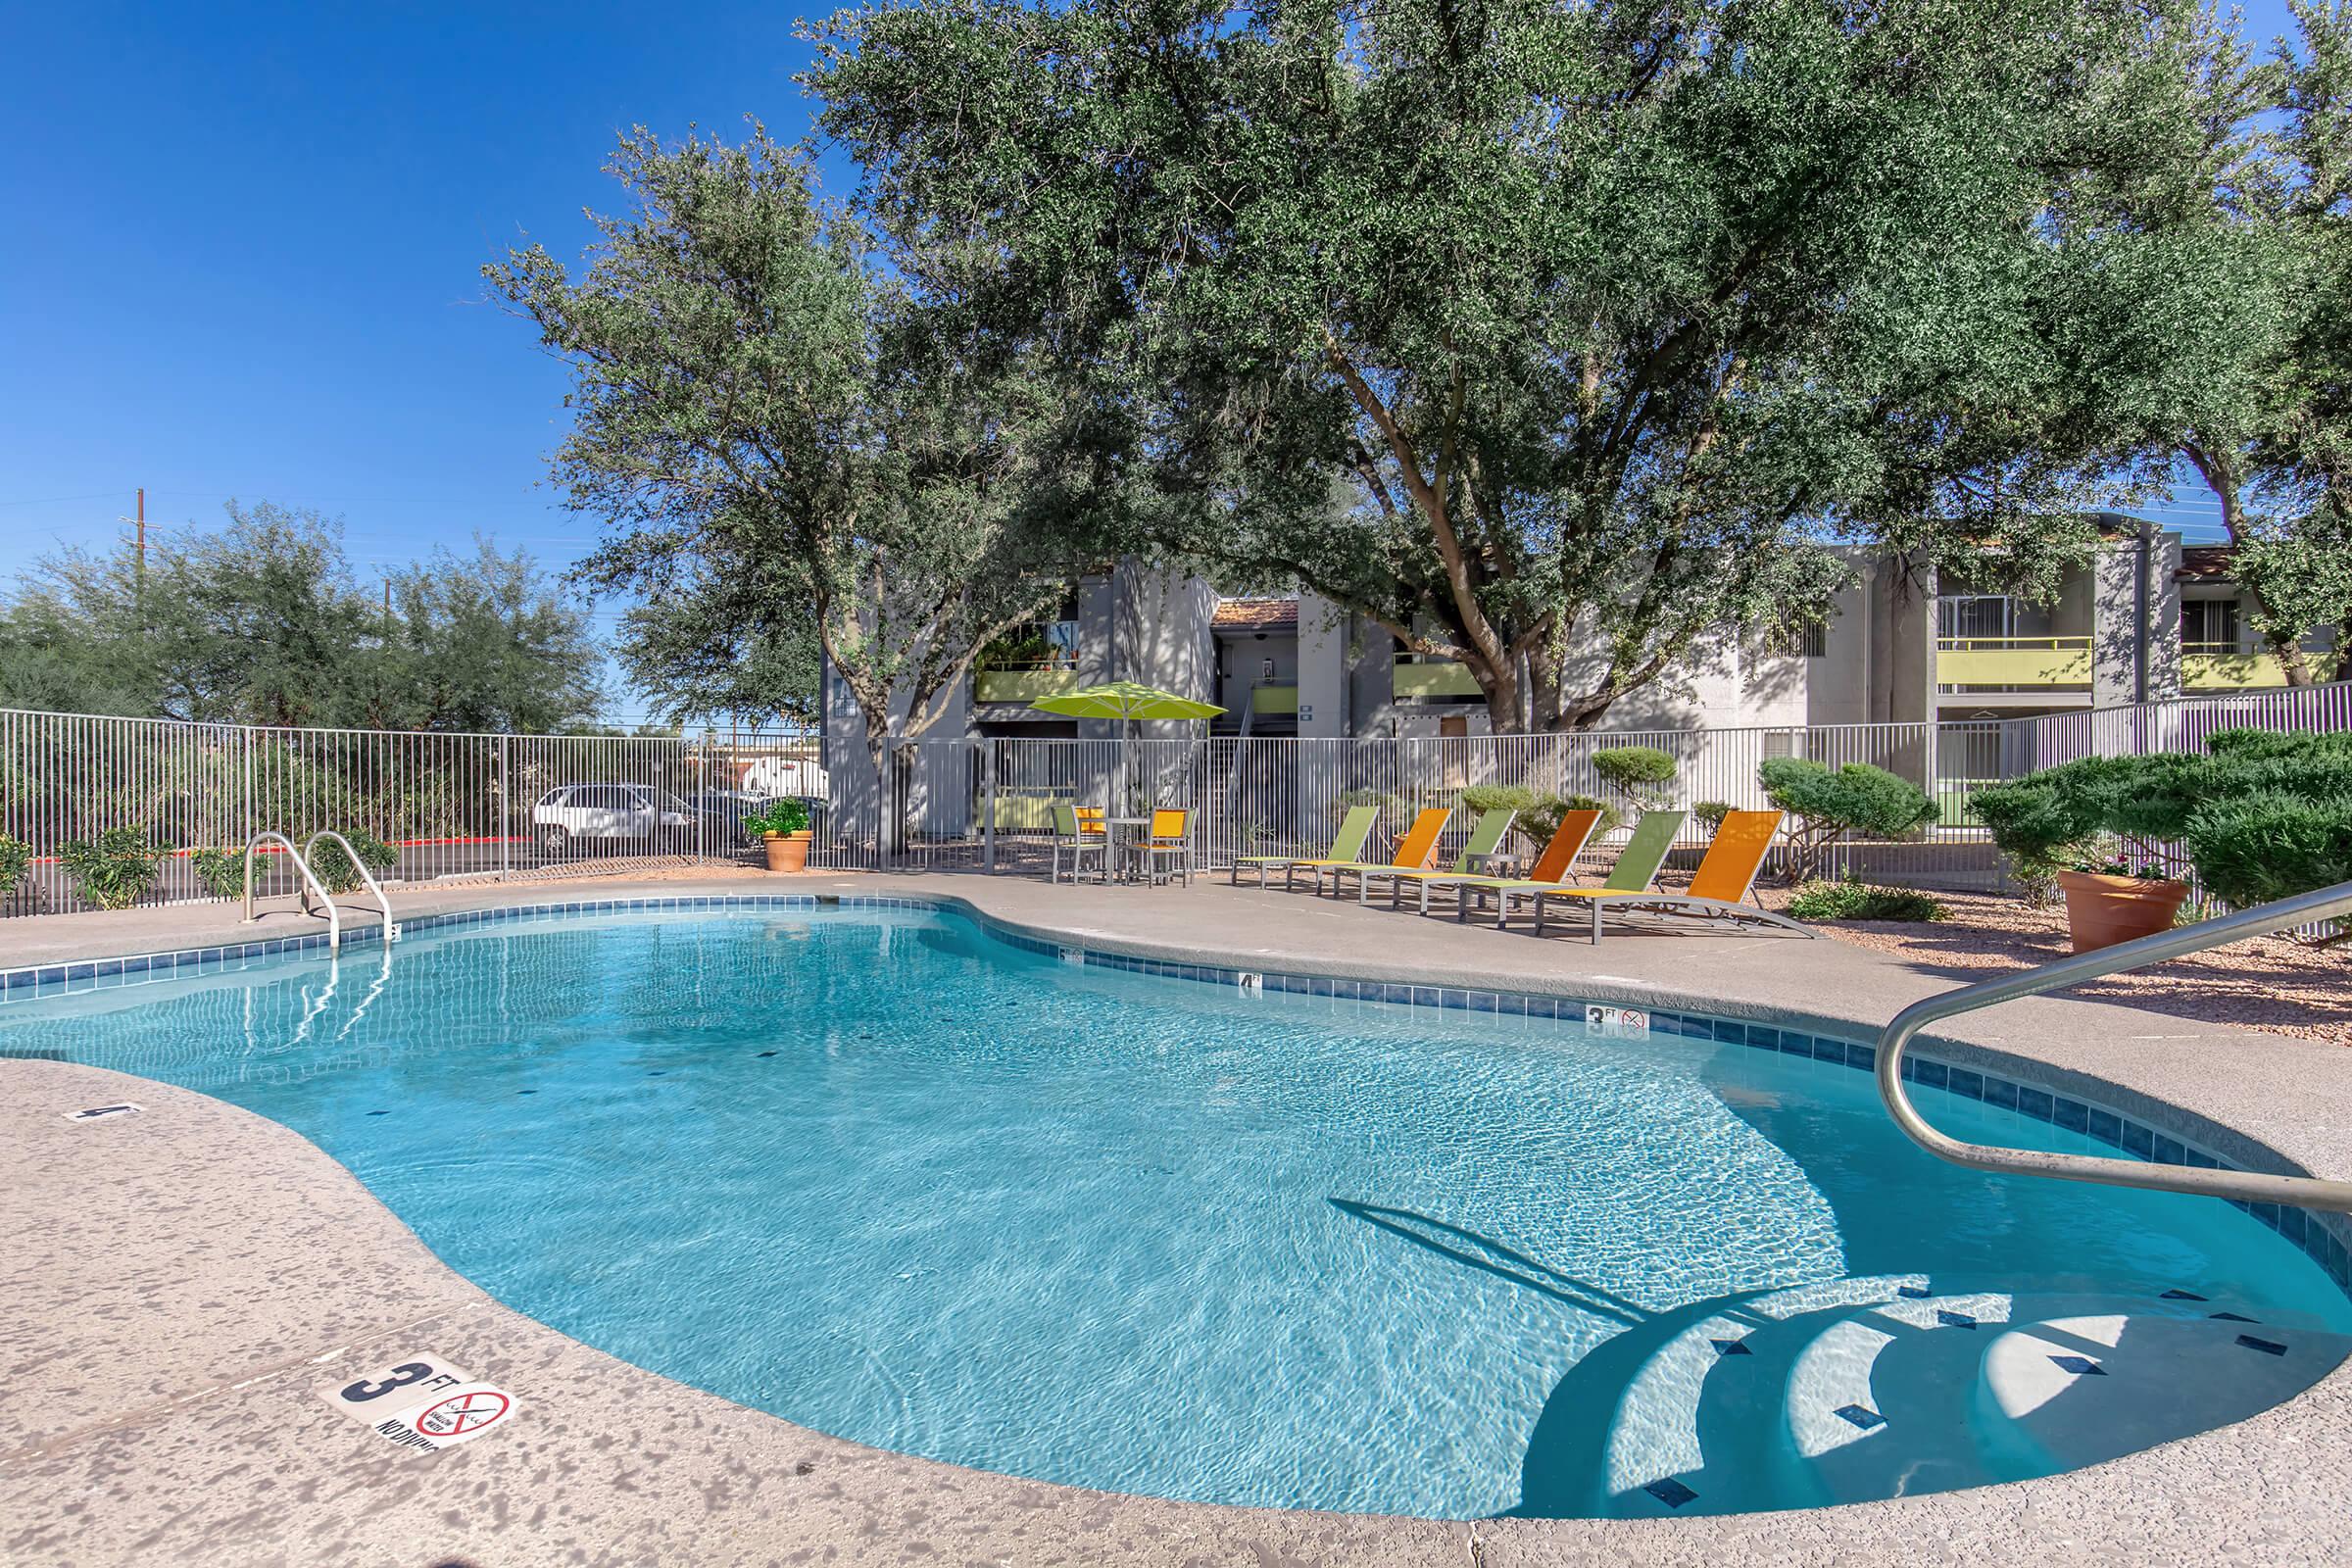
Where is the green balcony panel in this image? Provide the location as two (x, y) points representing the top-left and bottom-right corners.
(1392, 661), (1483, 699)
(975, 667), (1081, 704)
(1251, 684), (1298, 715)
(1935, 641), (2091, 688)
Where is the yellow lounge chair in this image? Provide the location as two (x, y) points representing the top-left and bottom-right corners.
(1314, 807), (1451, 898)
(1417, 807), (1605, 926)
(1534, 809), (1811, 943)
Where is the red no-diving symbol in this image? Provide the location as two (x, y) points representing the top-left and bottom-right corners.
(415, 1389), (510, 1438)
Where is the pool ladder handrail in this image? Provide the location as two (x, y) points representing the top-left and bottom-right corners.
(303, 829), (397, 944)
(241, 831), (340, 951)
(1877, 877), (2352, 1213)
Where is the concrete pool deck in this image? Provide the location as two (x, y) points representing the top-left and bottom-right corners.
(4, 869), (2351, 1566)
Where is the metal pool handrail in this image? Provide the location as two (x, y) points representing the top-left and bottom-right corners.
(1877, 878), (2352, 1213)
(304, 829), (397, 944)
(241, 831), (340, 952)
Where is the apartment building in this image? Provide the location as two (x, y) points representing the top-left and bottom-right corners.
(820, 524), (2330, 775)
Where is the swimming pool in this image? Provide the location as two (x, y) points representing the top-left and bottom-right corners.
(4, 902), (2345, 1519)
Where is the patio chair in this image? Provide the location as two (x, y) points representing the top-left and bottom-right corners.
(1050, 803), (1109, 885)
(1535, 809), (1811, 943)
(1355, 808), (1519, 910)
(1313, 807), (1452, 898)
(1124, 808), (1192, 886)
(1416, 807), (1605, 926)
(1229, 804), (1381, 890)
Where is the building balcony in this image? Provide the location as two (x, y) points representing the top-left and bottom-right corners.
(1250, 683), (1298, 716)
(974, 666), (1081, 705)
(1392, 659), (1483, 700)
(1935, 637), (2092, 690)
(2182, 643), (2292, 690)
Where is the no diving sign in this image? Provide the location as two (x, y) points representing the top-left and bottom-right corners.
(321, 1353), (517, 1453)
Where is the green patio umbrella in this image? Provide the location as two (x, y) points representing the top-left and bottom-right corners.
(1029, 681), (1225, 817)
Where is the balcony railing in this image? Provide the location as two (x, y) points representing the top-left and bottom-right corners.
(973, 665), (1081, 704)
(1392, 659), (1483, 699)
(1935, 635), (2092, 689)
(2181, 642), (2292, 690)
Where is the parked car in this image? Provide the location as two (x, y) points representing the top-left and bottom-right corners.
(690, 788), (776, 848)
(737, 756), (830, 799)
(530, 784), (714, 855)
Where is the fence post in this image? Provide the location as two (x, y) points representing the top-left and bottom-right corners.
(498, 735), (511, 881)
(983, 740), (998, 873)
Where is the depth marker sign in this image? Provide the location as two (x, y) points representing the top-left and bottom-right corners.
(320, 1353), (517, 1453)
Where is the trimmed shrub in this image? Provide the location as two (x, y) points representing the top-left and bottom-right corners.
(1692, 800), (1735, 833)
(307, 830), (399, 895)
(1459, 783), (1553, 854)
(1591, 745), (1678, 808)
(58, 827), (165, 911)
(1758, 758), (1936, 882)
(1786, 878), (1948, 923)
(2182, 789), (2352, 912)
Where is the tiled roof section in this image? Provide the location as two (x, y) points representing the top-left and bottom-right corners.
(1212, 598), (1298, 632)
(2180, 545), (2238, 581)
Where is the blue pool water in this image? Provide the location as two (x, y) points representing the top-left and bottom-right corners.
(4, 906), (2344, 1518)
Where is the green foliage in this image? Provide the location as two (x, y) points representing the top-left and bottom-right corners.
(307, 831), (399, 896)
(811, 0), (2221, 730)
(743, 798), (812, 837)
(0, 834), (28, 901)
(1973, 728), (2352, 912)
(1590, 748), (1679, 809)
(188, 847), (250, 901)
(1549, 794), (1625, 839)
(1758, 758), (1936, 882)
(57, 827), (164, 911)
(0, 504), (600, 730)
(1692, 801), (1736, 833)
(1787, 878), (1948, 923)
(2182, 789), (2352, 912)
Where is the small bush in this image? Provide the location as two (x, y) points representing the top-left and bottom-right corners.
(58, 827), (165, 911)
(743, 798), (811, 837)
(0, 834), (29, 902)
(1459, 783), (1550, 852)
(307, 830), (399, 895)
(1591, 745), (1679, 808)
(1692, 800), (1735, 833)
(1786, 878), (1948, 923)
(1758, 758), (1936, 882)
(189, 847), (250, 900)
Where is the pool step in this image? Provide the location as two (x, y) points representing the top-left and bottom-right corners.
(1596, 1276), (2351, 1518)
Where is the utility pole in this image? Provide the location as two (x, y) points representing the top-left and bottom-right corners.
(133, 487), (146, 599)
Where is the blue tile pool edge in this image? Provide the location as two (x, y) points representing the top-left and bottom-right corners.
(5, 890), (2348, 1298)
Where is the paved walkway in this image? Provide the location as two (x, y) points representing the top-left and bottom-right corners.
(3, 870), (2350, 1565)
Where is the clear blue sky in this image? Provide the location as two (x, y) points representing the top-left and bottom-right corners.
(0, 0), (2307, 709)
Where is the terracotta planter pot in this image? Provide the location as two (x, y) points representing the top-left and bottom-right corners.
(2056, 869), (2189, 954)
(761, 831), (812, 873)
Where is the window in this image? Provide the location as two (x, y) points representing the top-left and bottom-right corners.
(1937, 595), (2017, 643)
(2181, 599), (2239, 652)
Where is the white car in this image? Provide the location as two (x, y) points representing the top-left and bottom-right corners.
(738, 757), (830, 798)
(531, 784), (707, 854)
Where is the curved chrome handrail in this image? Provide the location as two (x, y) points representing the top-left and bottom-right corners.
(1878, 878), (2352, 1212)
(304, 829), (397, 944)
(241, 832), (341, 952)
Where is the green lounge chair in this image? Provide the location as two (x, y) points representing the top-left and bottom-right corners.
(1229, 804), (1381, 890)
(1522, 809), (1687, 936)
(1357, 808), (1519, 910)
(1416, 807), (1605, 926)
(1314, 807), (1452, 897)
(1538, 809), (1814, 943)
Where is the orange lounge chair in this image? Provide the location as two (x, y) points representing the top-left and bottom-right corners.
(1533, 809), (1811, 943)
(1313, 807), (1451, 898)
(1416, 807), (1607, 926)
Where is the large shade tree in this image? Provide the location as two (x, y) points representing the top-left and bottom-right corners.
(488, 128), (1115, 832)
(811, 0), (2242, 731)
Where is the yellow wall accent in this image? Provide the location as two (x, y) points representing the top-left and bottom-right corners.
(1392, 661), (1483, 699)
(1935, 645), (2091, 687)
(2182, 652), (2290, 689)
(1251, 684), (1299, 715)
(975, 668), (1081, 704)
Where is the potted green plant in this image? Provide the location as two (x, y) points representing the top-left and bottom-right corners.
(2053, 843), (2190, 953)
(744, 798), (813, 872)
